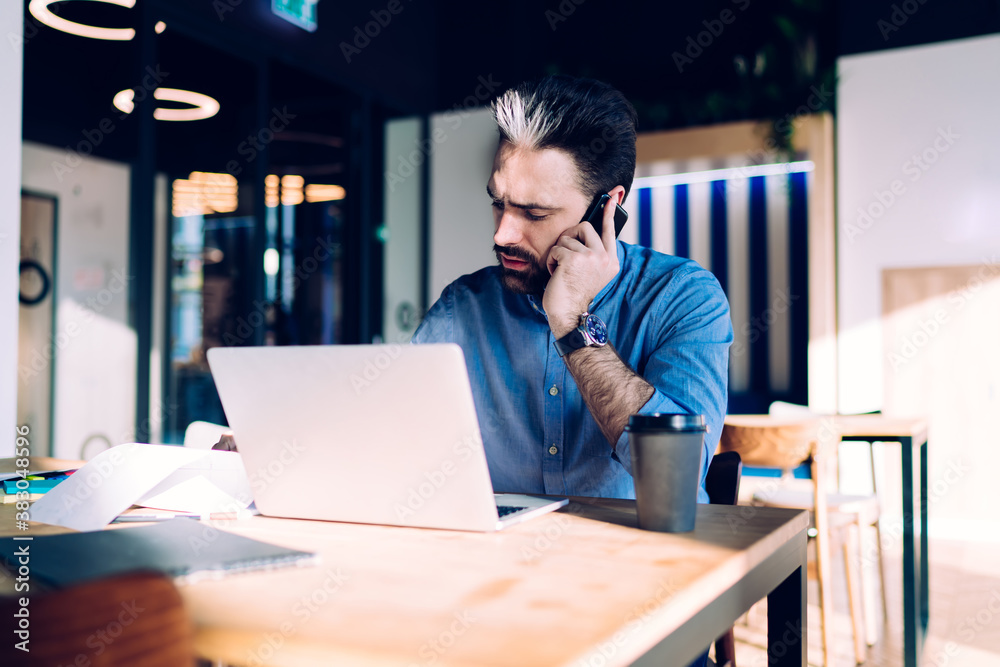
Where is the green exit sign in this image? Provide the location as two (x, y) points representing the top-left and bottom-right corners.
(272, 0), (318, 33)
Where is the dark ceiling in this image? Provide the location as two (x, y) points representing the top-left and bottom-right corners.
(21, 0), (1000, 175)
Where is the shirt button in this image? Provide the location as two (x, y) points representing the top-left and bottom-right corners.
(548, 385), (559, 396)
(548, 445), (558, 455)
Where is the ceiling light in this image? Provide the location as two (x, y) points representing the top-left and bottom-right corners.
(304, 184), (346, 203)
(280, 175), (305, 206)
(265, 174), (280, 208)
(172, 172), (238, 216)
(154, 21), (166, 34)
(263, 249), (280, 276)
(113, 88), (221, 122)
(29, 0), (136, 41)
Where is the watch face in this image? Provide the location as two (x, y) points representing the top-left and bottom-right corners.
(584, 314), (608, 345)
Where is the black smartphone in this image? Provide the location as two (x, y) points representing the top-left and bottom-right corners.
(582, 194), (628, 238)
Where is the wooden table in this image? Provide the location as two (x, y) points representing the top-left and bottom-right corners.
(834, 414), (929, 667)
(1, 459), (809, 667)
(722, 414), (929, 667)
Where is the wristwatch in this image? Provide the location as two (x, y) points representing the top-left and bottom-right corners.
(553, 312), (609, 357)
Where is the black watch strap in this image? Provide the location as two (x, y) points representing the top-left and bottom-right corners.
(553, 328), (587, 357)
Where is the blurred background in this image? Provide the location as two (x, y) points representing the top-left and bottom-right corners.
(2, 1), (1000, 662)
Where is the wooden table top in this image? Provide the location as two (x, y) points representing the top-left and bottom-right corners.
(0, 460), (808, 666)
(0, 459), (808, 667)
(176, 503), (808, 666)
(831, 414), (928, 441)
(725, 414), (928, 443)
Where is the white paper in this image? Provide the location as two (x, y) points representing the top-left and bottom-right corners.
(29, 443), (252, 531)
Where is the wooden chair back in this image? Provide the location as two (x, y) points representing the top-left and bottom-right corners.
(717, 416), (821, 471)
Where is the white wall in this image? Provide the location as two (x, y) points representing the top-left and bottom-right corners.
(837, 34), (1000, 413)
(837, 35), (1000, 538)
(428, 107), (498, 301)
(21, 142), (135, 459)
(0, 3), (23, 456)
(383, 117), (423, 343)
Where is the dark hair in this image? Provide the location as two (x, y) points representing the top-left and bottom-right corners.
(491, 75), (638, 201)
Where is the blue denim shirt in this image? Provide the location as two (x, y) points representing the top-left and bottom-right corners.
(412, 241), (732, 502)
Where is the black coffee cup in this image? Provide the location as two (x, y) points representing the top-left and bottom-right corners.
(626, 414), (707, 533)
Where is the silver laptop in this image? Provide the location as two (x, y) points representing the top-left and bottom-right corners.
(206, 344), (567, 531)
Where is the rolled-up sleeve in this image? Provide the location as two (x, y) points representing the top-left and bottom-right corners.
(611, 267), (733, 503)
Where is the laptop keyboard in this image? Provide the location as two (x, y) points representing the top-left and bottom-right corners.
(497, 505), (527, 518)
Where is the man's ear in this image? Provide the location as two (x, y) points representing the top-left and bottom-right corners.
(611, 185), (626, 206)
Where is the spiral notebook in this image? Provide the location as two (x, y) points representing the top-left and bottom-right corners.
(0, 519), (318, 588)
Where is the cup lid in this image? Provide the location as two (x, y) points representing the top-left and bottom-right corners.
(626, 413), (708, 433)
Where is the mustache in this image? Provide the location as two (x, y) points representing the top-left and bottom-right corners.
(493, 244), (536, 263)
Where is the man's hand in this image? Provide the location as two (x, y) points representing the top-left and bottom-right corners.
(543, 187), (624, 337)
(212, 432), (238, 452)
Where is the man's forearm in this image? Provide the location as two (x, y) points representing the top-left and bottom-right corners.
(562, 345), (654, 449)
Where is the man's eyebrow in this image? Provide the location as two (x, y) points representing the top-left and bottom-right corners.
(485, 185), (559, 210)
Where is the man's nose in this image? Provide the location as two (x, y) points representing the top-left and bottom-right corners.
(493, 210), (523, 247)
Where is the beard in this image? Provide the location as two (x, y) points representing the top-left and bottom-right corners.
(494, 244), (550, 295)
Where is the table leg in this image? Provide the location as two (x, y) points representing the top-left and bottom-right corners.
(767, 547), (806, 667)
(900, 436), (922, 666)
(920, 436), (929, 635)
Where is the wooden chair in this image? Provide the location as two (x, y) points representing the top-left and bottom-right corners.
(0, 572), (195, 666)
(705, 450), (743, 667)
(718, 415), (885, 667)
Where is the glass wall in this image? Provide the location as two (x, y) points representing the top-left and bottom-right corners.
(20, 1), (371, 454)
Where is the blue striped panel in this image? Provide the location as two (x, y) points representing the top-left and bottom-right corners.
(638, 187), (652, 248)
(748, 176), (769, 395)
(710, 180), (728, 294)
(788, 171), (809, 404)
(673, 183), (689, 258)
